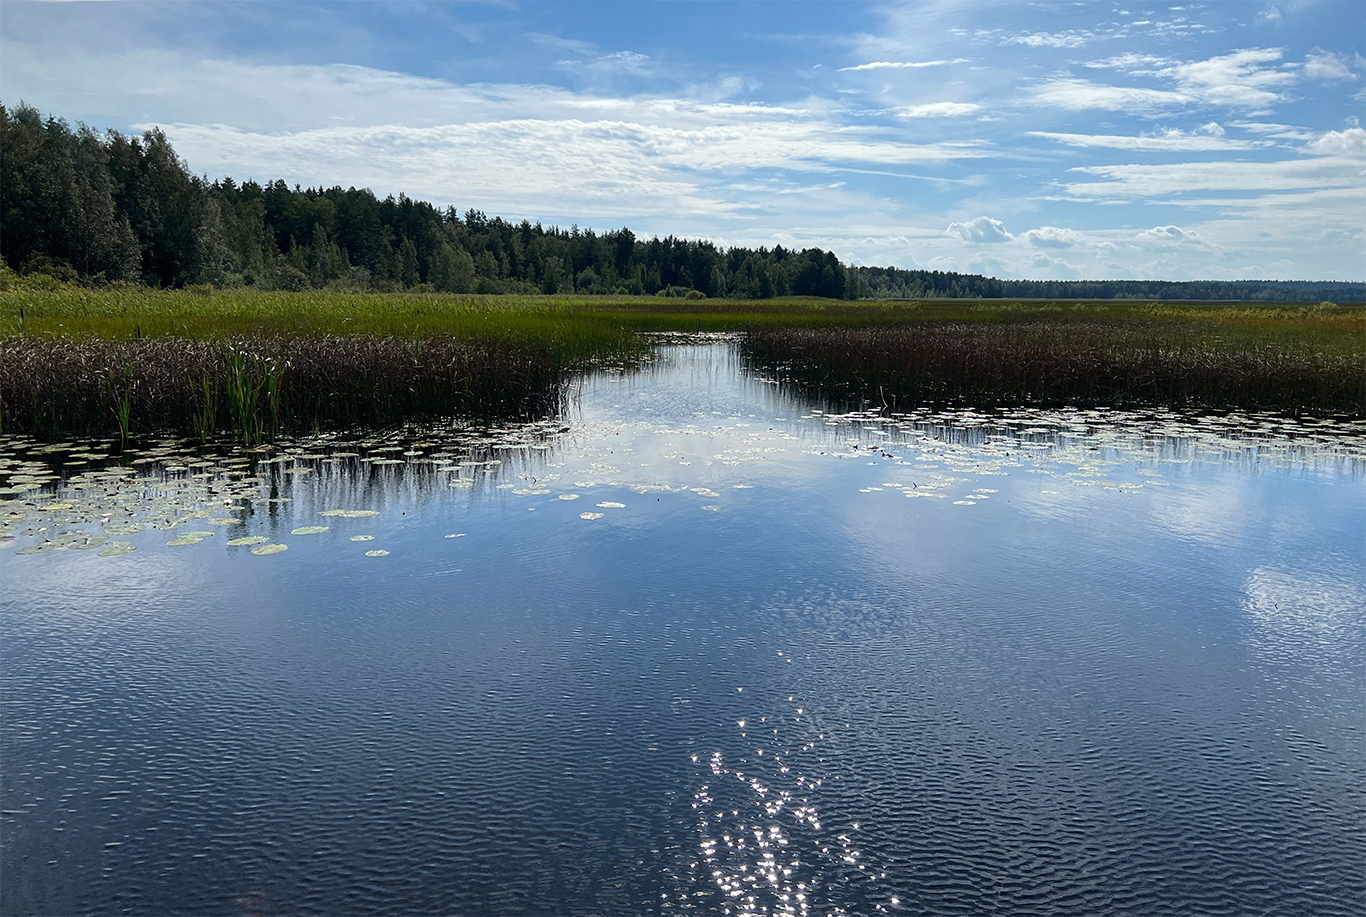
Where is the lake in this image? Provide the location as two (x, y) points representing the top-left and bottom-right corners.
(3, 340), (1363, 916)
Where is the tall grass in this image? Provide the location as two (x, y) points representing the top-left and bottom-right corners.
(1, 335), (581, 438)
(2, 288), (1361, 437)
(742, 323), (1366, 416)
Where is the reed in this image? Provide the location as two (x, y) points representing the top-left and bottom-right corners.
(742, 323), (1366, 416)
(2, 288), (1361, 437)
(0, 335), (582, 438)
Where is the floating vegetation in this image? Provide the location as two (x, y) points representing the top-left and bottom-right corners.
(350, 535), (375, 542)
(320, 509), (381, 518)
(96, 541), (135, 556)
(364, 549), (390, 557)
(251, 543), (288, 556)
(580, 512), (605, 520)
(291, 526), (329, 535)
(167, 532), (213, 545)
(557, 493), (580, 500)
(597, 501), (626, 509)
(227, 536), (270, 546)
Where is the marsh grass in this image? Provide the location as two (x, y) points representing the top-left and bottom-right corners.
(743, 321), (1366, 416)
(2, 288), (1361, 436)
(2, 335), (581, 437)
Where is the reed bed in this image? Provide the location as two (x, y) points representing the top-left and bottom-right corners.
(1, 335), (579, 439)
(3, 288), (1361, 437)
(742, 323), (1366, 416)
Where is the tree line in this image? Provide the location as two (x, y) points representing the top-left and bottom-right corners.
(3, 102), (1361, 303)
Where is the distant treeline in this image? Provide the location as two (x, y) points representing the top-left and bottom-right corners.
(3, 102), (1362, 303)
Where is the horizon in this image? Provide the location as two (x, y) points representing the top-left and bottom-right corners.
(2, 0), (1363, 283)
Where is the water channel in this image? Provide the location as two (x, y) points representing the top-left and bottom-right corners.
(3, 341), (1363, 916)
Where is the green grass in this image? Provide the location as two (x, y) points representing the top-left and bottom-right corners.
(2, 288), (1362, 437)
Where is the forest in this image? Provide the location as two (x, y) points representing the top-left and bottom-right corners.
(3, 102), (1362, 303)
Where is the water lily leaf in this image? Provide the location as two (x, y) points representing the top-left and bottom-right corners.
(227, 536), (270, 546)
(579, 512), (604, 520)
(205, 517), (240, 525)
(558, 494), (580, 500)
(364, 549), (390, 557)
(251, 543), (289, 555)
(319, 509), (380, 518)
(97, 541), (136, 556)
(349, 535), (374, 542)
(291, 526), (329, 535)
(596, 502), (625, 509)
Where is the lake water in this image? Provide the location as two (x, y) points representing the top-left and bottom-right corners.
(3, 341), (1364, 916)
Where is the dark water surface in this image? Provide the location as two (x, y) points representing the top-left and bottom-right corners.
(3, 343), (1364, 916)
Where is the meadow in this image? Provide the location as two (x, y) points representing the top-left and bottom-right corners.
(2, 286), (1361, 439)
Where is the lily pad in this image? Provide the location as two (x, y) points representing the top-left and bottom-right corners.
(166, 535), (207, 546)
(227, 536), (270, 546)
(364, 549), (390, 557)
(319, 509), (380, 518)
(349, 535), (375, 542)
(558, 494), (580, 500)
(251, 543), (289, 555)
(97, 541), (136, 556)
(596, 502), (625, 509)
(205, 517), (241, 525)
(291, 526), (330, 535)
(579, 512), (604, 520)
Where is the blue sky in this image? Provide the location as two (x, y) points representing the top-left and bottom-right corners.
(2, 0), (1363, 280)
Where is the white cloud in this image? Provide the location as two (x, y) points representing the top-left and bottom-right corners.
(1021, 226), (1082, 248)
(1306, 127), (1366, 157)
(945, 216), (1013, 243)
(1303, 48), (1357, 81)
(838, 59), (967, 72)
(1229, 120), (1315, 139)
(1137, 225), (1198, 242)
(1028, 129), (1269, 151)
(559, 51), (652, 75)
(1170, 47), (1296, 111)
(1084, 53), (1175, 71)
(895, 102), (981, 118)
(1002, 31), (1097, 49)
(1062, 154), (1361, 199)
(1030, 78), (1188, 113)
(1034, 48), (1304, 117)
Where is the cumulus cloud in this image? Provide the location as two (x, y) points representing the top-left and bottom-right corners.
(1029, 252), (1080, 278)
(1304, 49), (1358, 81)
(1138, 225), (1197, 242)
(945, 217), (1013, 243)
(1306, 127), (1366, 156)
(838, 59), (967, 72)
(895, 102), (981, 118)
(1021, 226), (1081, 248)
